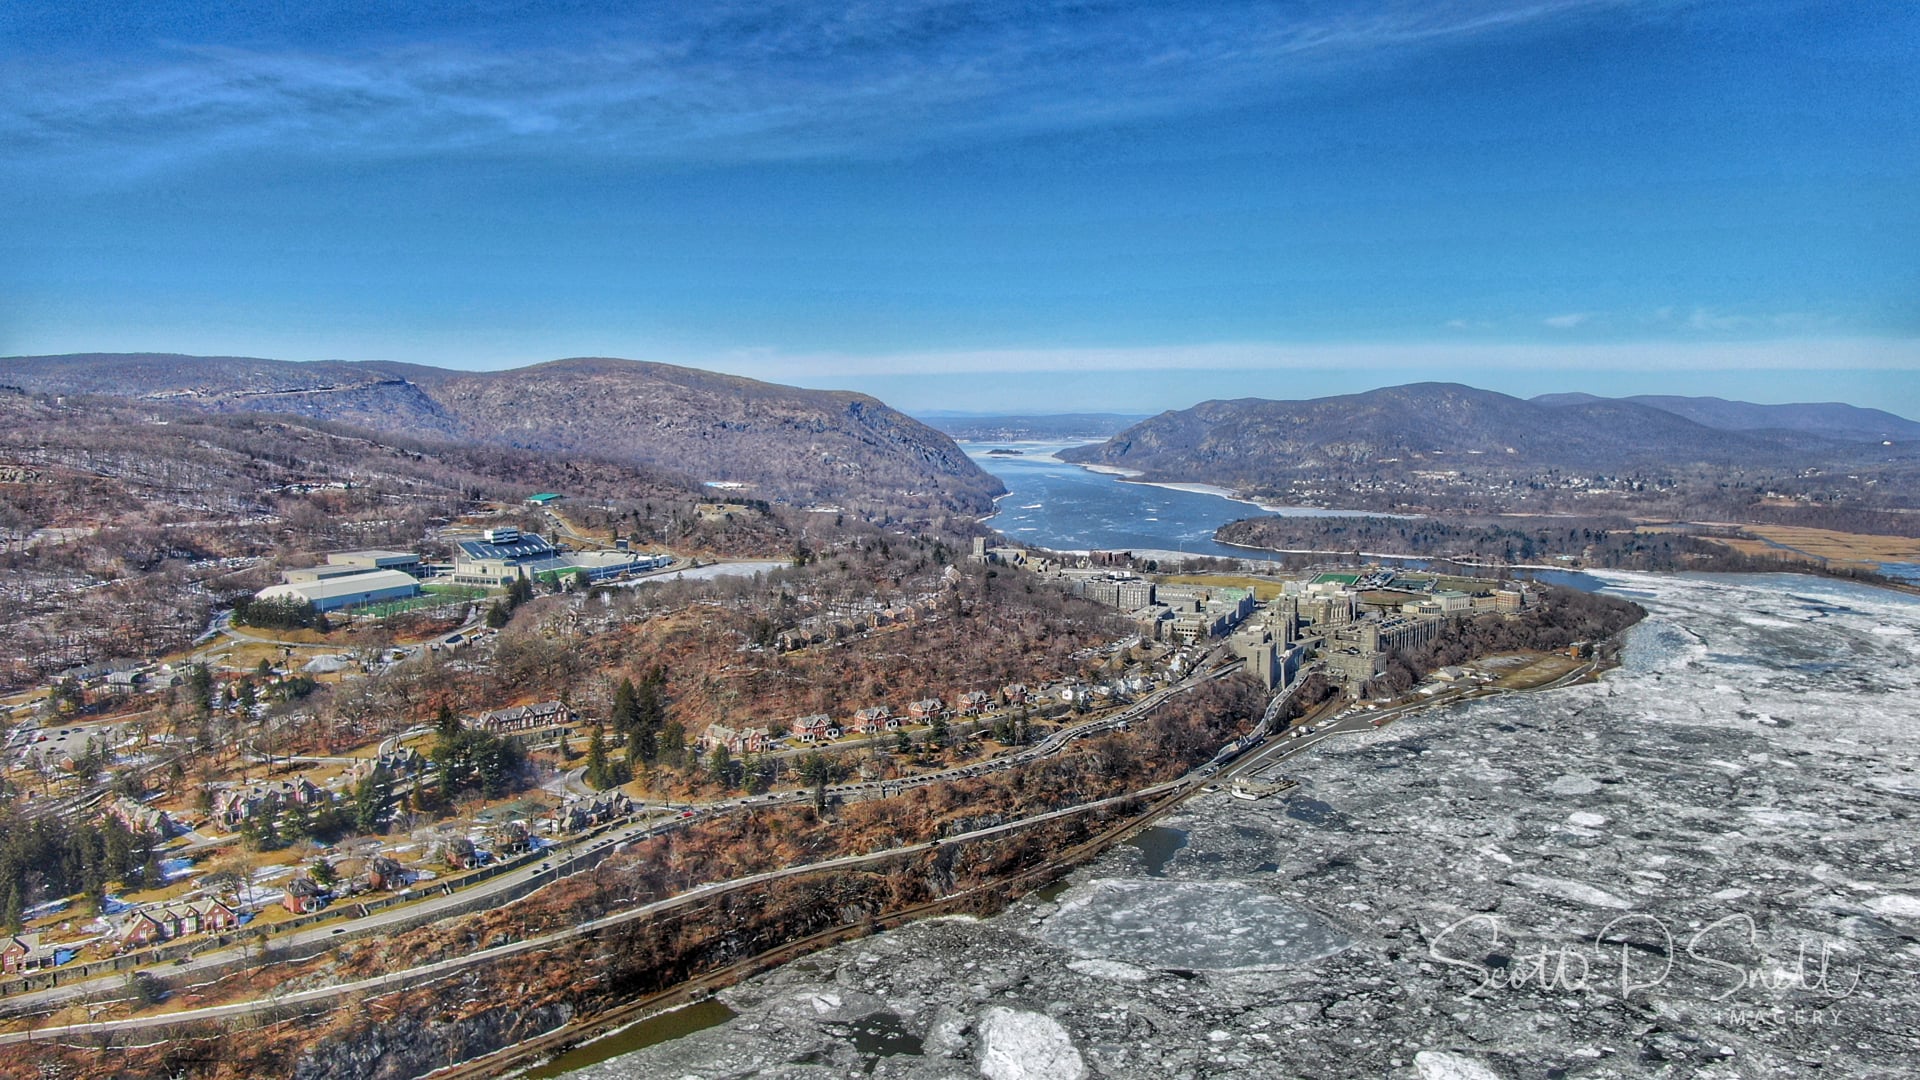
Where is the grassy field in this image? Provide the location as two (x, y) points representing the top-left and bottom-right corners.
(1490, 651), (1583, 690)
(349, 590), (482, 619)
(1700, 536), (1825, 564)
(1739, 525), (1920, 569)
(1157, 573), (1289, 600)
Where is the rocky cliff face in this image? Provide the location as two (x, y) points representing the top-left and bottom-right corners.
(292, 1000), (576, 1080)
(0, 353), (1003, 513)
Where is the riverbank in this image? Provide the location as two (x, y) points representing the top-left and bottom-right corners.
(571, 571), (1920, 1079)
(965, 443), (1390, 561)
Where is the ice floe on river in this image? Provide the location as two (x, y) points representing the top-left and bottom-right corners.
(574, 572), (1920, 1079)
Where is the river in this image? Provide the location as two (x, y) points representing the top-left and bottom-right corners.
(963, 441), (1373, 561)
(562, 569), (1920, 1080)
(526, 453), (1917, 1077)
(965, 442), (1609, 592)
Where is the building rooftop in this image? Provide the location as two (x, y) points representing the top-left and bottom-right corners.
(259, 568), (420, 602)
(456, 534), (558, 561)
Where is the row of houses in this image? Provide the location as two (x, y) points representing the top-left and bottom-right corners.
(211, 777), (324, 830)
(550, 791), (633, 833)
(428, 822), (534, 869)
(472, 700), (573, 734)
(106, 795), (177, 838)
(711, 684), (1034, 750)
(772, 596), (944, 652)
(286, 854), (412, 914)
(119, 897), (244, 948)
(348, 747), (427, 783)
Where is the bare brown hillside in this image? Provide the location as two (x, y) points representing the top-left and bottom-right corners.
(0, 354), (1004, 514)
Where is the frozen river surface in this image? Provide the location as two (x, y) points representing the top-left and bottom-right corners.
(572, 572), (1920, 1079)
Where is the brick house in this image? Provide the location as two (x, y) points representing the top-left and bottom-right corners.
(488, 820), (531, 856)
(549, 791), (632, 833)
(198, 899), (241, 932)
(211, 776), (323, 829)
(700, 723), (772, 755)
(908, 698), (945, 721)
(284, 876), (326, 914)
(366, 856), (408, 891)
(1, 933), (58, 974)
(790, 714), (838, 742)
(119, 910), (176, 949)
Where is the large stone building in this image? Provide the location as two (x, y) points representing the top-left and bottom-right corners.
(452, 526), (669, 587)
(473, 700), (573, 734)
(1066, 573), (1156, 610)
(452, 527), (559, 586)
(255, 567), (421, 613)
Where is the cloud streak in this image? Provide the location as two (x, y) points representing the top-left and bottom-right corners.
(0, 1), (1633, 176)
(715, 337), (1920, 380)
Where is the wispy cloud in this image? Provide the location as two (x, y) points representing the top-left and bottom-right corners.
(0, 1), (1632, 177)
(1542, 312), (1592, 329)
(1684, 307), (1840, 333)
(713, 338), (1920, 380)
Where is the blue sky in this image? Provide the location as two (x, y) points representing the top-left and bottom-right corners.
(2, 1), (1916, 414)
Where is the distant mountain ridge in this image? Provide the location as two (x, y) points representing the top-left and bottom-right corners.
(1058, 382), (1813, 479)
(1055, 382), (1919, 516)
(918, 412), (1148, 441)
(1531, 392), (1920, 443)
(0, 353), (1003, 513)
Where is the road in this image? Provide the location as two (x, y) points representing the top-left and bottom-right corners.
(0, 646), (1613, 1040)
(6, 648), (1605, 1033)
(0, 650), (1230, 1018)
(0, 782), (1180, 1046)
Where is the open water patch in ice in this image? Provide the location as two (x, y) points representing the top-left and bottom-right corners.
(1040, 878), (1350, 970)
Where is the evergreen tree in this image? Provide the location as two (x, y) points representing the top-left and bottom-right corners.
(252, 806), (283, 851)
(584, 725), (613, 790)
(282, 798), (313, 841)
(799, 752), (832, 813)
(185, 663), (213, 714)
(353, 766), (392, 834)
(659, 720), (686, 768)
(624, 732), (647, 781)
(506, 575), (535, 608)
(611, 677), (639, 735)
